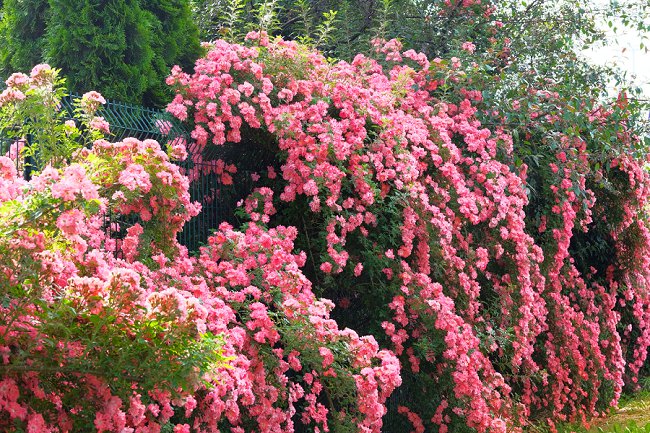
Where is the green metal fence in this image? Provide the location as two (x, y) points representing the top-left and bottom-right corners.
(2, 94), (269, 253)
(0, 136), (26, 173)
(177, 133), (279, 251)
(59, 94), (189, 143)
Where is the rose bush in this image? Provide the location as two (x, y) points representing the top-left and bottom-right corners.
(0, 67), (400, 432)
(0, 136), (226, 432)
(167, 34), (650, 432)
(0, 65), (109, 170)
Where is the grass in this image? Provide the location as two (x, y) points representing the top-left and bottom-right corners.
(586, 391), (650, 433)
(539, 390), (650, 433)
(526, 380), (650, 433)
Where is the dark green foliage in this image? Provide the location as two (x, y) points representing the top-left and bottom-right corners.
(190, 0), (497, 59)
(140, 0), (203, 105)
(0, 0), (49, 76)
(0, 0), (202, 106)
(46, 0), (155, 104)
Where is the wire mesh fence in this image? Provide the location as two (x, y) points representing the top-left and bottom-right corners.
(0, 136), (26, 174)
(1, 94), (273, 253)
(177, 134), (279, 251)
(178, 166), (257, 252)
(59, 94), (189, 143)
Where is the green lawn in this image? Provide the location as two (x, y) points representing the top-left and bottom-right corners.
(526, 386), (650, 433)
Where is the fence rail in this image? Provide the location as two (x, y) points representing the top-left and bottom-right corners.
(60, 94), (189, 143)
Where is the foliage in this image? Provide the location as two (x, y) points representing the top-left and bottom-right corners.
(140, 0), (204, 106)
(167, 33), (650, 433)
(0, 81), (228, 430)
(0, 0), (48, 76)
(0, 70), (400, 432)
(187, 0), (644, 61)
(190, 0), (340, 50)
(44, 0), (155, 105)
(0, 65), (107, 170)
(0, 0), (202, 106)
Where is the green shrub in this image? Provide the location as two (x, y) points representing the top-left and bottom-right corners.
(140, 0), (203, 106)
(0, 0), (48, 76)
(45, 0), (155, 104)
(0, 0), (202, 106)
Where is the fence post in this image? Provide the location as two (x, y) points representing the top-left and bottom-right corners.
(23, 134), (33, 181)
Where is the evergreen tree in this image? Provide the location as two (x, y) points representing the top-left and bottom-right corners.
(45, 0), (155, 104)
(140, 0), (203, 105)
(0, 0), (202, 106)
(0, 0), (49, 77)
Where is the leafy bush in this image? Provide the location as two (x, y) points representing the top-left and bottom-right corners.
(45, 0), (156, 105)
(0, 0), (202, 106)
(0, 0), (48, 75)
(140, 0), (204, 106)
(0, 72), (227, 430)
(0, 65), (107, 169)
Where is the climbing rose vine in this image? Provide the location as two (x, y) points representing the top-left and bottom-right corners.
(167, 34), (650, 432)
(0, 70), (400, 432)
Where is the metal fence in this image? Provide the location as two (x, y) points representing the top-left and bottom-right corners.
(59, 96), (190, 143)
(2, 94), (266, 253)
(178, 132), (280, 251)
(0, 136), (27, 174)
